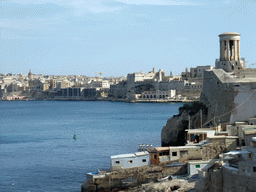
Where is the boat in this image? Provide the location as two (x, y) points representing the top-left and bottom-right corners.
(73, 134), (77, 139)
(157, 175), (170, 182)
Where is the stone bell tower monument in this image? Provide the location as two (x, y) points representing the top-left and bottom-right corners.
(215, 32), (246, 72)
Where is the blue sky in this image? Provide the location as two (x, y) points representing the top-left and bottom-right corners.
(1, 0), (256, 77)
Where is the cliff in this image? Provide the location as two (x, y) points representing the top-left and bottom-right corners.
(161, 102), (208, 146)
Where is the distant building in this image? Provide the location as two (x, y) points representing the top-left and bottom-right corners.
(40, 83), (50, 91)
(141, 89), (176, 99)
(181, 65), (214, 80)
(50, 79), (57, 89)
(57, 81), (71, 89)
(127, 68), (168, 84)
(57, 88), (81, 99)
(82, 88), (100, 99)
(28, 70), (33, 80)
(92, 80), (110, 88)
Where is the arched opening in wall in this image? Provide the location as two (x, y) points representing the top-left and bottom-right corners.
(163, 95), (165, 98)
(150, 95), (152, 98)
(147, 95), (149, 98)
(154, 95), (156, 98)
(143, 95), (145, 98)
(232, 64), (234, 71)
(159, 95), (162, 98)
(229, 40), (234, 60)
(224, 40), (227, 60)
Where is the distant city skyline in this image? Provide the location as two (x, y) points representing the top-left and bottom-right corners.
(1, 0), (256, 77)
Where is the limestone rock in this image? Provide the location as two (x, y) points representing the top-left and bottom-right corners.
(161, 104), (207, 147)
(161, 111), (188, 147)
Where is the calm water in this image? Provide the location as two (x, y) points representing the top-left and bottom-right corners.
(0, 101), (183, 191)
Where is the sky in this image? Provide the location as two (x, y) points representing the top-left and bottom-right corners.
(1, 0), (256, 77)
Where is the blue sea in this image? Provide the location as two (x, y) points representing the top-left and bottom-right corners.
(0, 101), (183, 192)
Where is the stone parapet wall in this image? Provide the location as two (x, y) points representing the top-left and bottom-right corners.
(223, 166), (256, 192)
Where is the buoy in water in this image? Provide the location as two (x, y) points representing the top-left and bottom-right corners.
(73, 134), (77, 139)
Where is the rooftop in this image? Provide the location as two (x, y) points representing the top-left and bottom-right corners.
(186, 128), (215, 133)
(154, 147), (169, 151)
(208, 136), (238, 139)
(187, 160), (211, 164)
(111, 153), (136, 159)
(243, 129), (256, 135)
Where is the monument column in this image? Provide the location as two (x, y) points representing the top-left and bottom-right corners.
(227, 40), (230, 61)
(234, 40), (237, 60)
(220, 41), (224, 60)
(238, 40), (240, 60)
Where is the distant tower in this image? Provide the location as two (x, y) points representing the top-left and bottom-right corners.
(28, 70), (33, 80)
(215, 32), (246, 72)
(158, 69), (163, 81)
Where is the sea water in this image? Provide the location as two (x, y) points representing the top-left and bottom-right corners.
(0, 101), (183, 191)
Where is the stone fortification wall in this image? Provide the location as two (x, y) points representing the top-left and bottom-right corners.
(108, 81), (127, 99)
(200, 69), (235, 124)
(223, 166), (256, 192)
(203, 165), (223, 192)
(202, 164), (256, 192)
(109, 76), (203, 100)
(201, 68), (256, 124)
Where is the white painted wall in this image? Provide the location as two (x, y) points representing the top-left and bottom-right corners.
(188, 162), (209, 175)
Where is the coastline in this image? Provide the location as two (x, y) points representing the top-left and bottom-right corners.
(1, 98), (198, 103)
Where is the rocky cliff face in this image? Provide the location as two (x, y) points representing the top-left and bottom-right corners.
(161, 102), (208, 147)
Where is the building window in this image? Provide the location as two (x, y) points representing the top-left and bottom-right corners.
(154, 155), (157, 159)
(196, 165), (200, 168)
(128, 160), (133, 163)
(142, 159), (146, 162)
(163, 151), (170, 156)
(172, 152), (177, 156)
(253, 167), (256, 172)
(159, 153), (163, 156)
(115, 161), (120, 164)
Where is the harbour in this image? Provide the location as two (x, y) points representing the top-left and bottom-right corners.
(0, 101), (183, 191)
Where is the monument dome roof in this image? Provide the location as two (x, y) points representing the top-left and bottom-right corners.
(219, 32), (240, 36)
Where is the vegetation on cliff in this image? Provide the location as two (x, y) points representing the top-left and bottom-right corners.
(177, 102), (208, 117)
